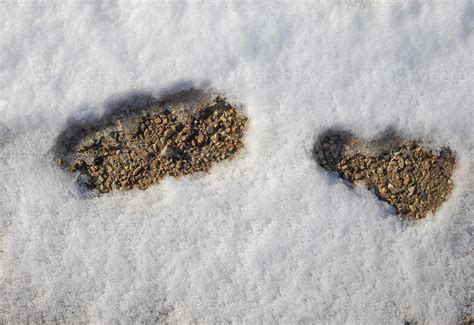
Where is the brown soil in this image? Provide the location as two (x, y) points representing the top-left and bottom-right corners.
(56, 90), (248, 193)
(314, 129), (456, 220)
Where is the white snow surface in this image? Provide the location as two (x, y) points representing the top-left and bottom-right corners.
(0, 0), (473, 323)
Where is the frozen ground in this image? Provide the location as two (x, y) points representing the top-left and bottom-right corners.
(0, 0), (473, 323)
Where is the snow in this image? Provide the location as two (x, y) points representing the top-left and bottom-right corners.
(0, 0), (473, 323)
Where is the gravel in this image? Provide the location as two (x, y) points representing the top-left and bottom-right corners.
(55, 90), (248, 193)
(314, 129), (456, 220)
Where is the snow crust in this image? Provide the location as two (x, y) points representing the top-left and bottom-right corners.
(0, 0), (473, 323)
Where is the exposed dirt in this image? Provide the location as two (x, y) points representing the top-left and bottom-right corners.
(55, 90), (248, 193)
(314, 129), (456, 220)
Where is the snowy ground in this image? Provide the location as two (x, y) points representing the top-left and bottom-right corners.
(0, 0), (473, 323)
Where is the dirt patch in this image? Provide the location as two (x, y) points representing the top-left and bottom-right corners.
(55, 89), (248, 193)
(314, 129), (456, 220)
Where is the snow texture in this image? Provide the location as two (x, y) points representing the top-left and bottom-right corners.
(0, 0), (473, 323)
